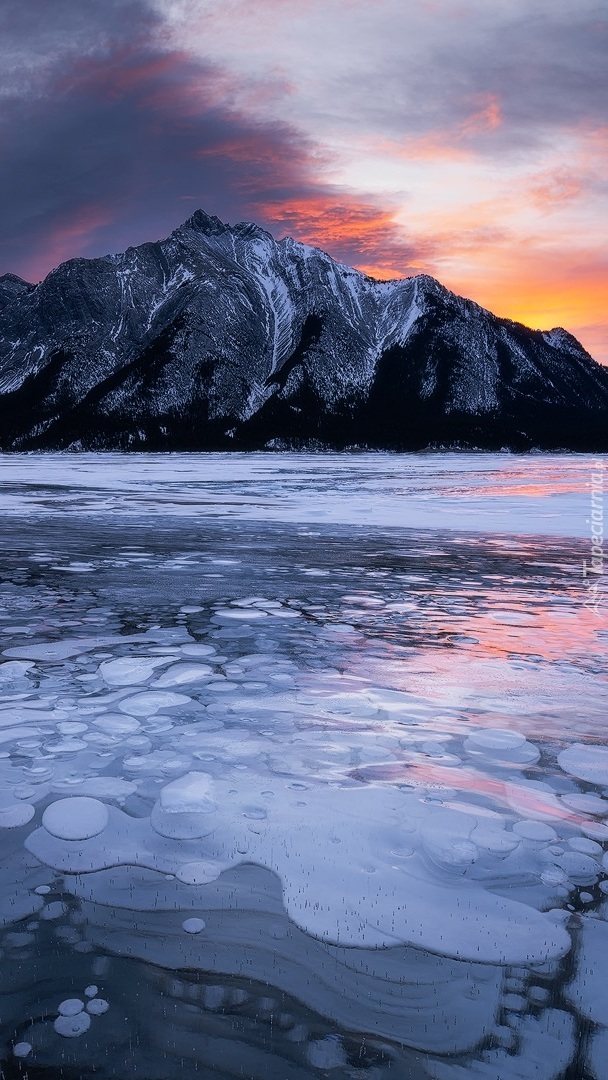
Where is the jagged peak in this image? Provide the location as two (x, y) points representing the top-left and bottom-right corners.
(542, 327), (592, 358)
(0, 272), (33, 289)
(177, 209), (228, 236)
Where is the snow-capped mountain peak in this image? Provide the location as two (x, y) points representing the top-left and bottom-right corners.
(0, 211), (606, 451)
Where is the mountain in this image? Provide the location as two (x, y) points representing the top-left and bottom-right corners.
(0, 209), (607, 451)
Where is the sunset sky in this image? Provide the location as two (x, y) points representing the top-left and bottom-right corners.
(1, 0), (606, 361)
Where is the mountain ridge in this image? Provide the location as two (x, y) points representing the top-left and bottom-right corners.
(0, 209), (606, 451)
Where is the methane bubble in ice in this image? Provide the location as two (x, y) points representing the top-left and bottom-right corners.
(176, 861), (222, 885)
(558, 743), (608, 785)
(54, 1012), (91, 1038)
(118, 691), (191, 716)
(42, 797), (109, 841)
(464, 728), (540, 765)
(154, 663), (214, 687)
(58, 999), (84, 1016)
(0, 803), (35, 828)
(86, 998), (109, 1015)
(160, 772), (217, 815)
(98, 656), (170, 686)
(13, 1043), (32, 1058)
(182, 918), (206, 934)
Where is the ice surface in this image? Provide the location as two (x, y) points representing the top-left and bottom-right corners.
(0, 452), (594, 536)
(0, 452), (606, 1077)
(26, 785), (570, 963)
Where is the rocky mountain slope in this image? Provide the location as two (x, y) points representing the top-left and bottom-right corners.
(0, 209), (607, 450)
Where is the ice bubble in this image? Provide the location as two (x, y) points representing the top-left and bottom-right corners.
(213, 608), (268, 621)
(58, 998), (84, 1016)
(540, 867), (569, 887)
(34, 885), (51, 895)
(150, 804), (216, 840)
(54, 1012), (91, 1038)
(13, 1042), (32, 1058)
(553, 852), (599, 885)
(123, 751), (191, 773)
(180, 644), (217, 657)
(98, 656), (170, 687)
(42, 797), (109, 841)
(568, 837), (602, 855)
(175, 861), (222, 885)
(205, 679), (240, 692)
(558, 743), (608, 785)
(118, 691), (191, 716)
(420, 809), (480, 873)
(582, 822), (608, 841)
(513, 820), (557, 842)
(559, 792), (608, 816)
(182, 918), (206, 934)
(0, 660), (35, 680)
(4, 635), (144, 662)
(160, 772), (216, 814)
(154, 663), (214, 687)
(86, 997), (109, 1015)
(92, 715), (141, 735)
(84, 985), (98, 997)
(464, 728), (539, 764)
(0, 802), (35, 828)
(47, 737), (88, 754)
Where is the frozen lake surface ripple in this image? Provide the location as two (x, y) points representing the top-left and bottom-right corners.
(0, 453), (606, 1079)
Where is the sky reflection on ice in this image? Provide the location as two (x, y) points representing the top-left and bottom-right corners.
(0, 451), (597, 535)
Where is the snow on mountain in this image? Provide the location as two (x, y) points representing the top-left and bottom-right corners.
(0, 209), (606, 451)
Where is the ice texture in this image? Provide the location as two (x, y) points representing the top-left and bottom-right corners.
(0, 452), (607, 1077)
(0, 452), (594, 536)
(26, 785), (570, 963)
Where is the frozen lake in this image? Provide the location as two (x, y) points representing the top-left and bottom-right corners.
(0, 453), (606, 1079)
